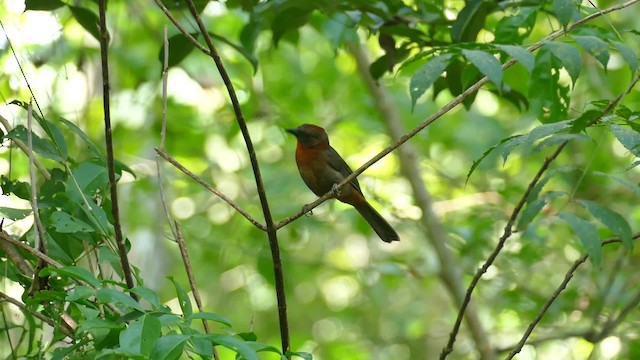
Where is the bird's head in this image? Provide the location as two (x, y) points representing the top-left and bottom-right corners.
(286, 124), (329, 147)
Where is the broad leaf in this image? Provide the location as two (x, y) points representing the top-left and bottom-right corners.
(462, 49), (502, 88)
(577, 200), (633, 249)
(495, 44), (535, 72)
(409, 53), (453, 111)
(558, 213), (602, 267)
(573, 35), (609, 69)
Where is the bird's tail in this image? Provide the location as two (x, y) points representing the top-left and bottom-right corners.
(354, 201), (399, 243)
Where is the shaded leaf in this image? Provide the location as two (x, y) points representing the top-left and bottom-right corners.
(577, 200), (633, 249)
(150, 335), (189, 360)
(25, 0), (65, 11)
(272, 6), (312, 46)
(494, 7), (537, 44)
(0, 207), (32, 220)
(495, 44), (534, 72)
(49, 211), (95, 233)
(612, 41), (638, 74)
(544, 41), (581, 85)
(573, 35), (609, 69)
(553, 0), (577, 27)
(462, 49), (502, 88)
(187, 312), (232, 327)
(168, 276), (192, 318)
(452, 0), (491, 42)
(68, 6), (102, 41)
(119, 314), (162, 357)
(608, 123), (640, 156)
(96, 288), (144, 311)
(558, 213), (602, 267)
(409, 53), (453, 111)
(41, 266), (101, 287)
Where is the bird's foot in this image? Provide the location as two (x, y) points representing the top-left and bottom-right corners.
(331, 183), (342, 197)
(302, 204), (313, 216)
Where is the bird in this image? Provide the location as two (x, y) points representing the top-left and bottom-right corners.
(286, 124), (399, 243)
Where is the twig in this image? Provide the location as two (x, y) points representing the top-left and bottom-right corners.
(151, 0), (210, 55)
(275, 0), (640, 231)
(0, 114), (50, 180)
(592, 280), (640, 342)
(26, 101), (50, 294)
(0, 231), (125, 316)
(441, 70), (640, 359)
(495, 329), (591, 353)
(97, 0), (137, 299)
(0, 291), (74, 338)
(155, 149), (265, 230)
(156, 24), (178, 238)
(182, 0), (290, 354)
(174, 222), (212, 337)
(506, 234), (640, 358)
(348, 42), (495, 360)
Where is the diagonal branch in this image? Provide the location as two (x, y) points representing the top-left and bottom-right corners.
(275, 0), (640, 230)
(155, 149), (266, 230)
(180, 1), (290, 354)
(97, 0), (137, 299)
(0, 291), (75, 338)
(348, 42), (496, 360)
(506, 234), (640, 358)
(441, 71), (640, 358)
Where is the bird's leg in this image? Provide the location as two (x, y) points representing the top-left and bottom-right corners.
(331, 183), (342, 197)
(302, 204), (313, 216)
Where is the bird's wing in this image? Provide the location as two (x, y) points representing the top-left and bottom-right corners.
(325, 146), (363, 194)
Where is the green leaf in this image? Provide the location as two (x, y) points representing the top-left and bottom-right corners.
(150, 334), (189, 360)
(131, 286), (164, 311)
(466, 135), (523, 183)
(288, 351), (313, 360)
(522, 120), (572, 150)
(451, 0), (491, 42)
(271, 6), (312, 46)
(68, 6), (102, 41)
(4, 125), (65, 162)
(96, 288), (144, 311)
(529, 48), (570, 123)
(493, 7), (538, 45)
(462, 49), (502, 88)
(208, 334), (259, 360)
(159, 33), (198, 72)
(77, 318), (124, 334)
(41, 266), (101, 288)
(570, 109), (604, 133)
(544, 41), (581, 85)
(58, 117), (105, 161)
(25, 0), (65, 10)
(409, 54), (453, 111)
(553, 0), (577, 27)
(187, 312), (232, 327)
(66, 285), (96, 302)
(573, 35), (609, 69)
(119, 314), (162, 357)
(577, 200), (633, 249)
(0, 207), (32, 220)
(612, 41), (638, 74)
(168, 276), (192, 318)
(558, 213), (602, 267)
(49, 211), (95, 233)
(608, 124), (640, 156)
(208, 32), (258, 73)
(518, 197), (547, 229)
(495, 44), (534, 72)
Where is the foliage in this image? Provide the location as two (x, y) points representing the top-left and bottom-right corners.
(1, 0), (639, 359)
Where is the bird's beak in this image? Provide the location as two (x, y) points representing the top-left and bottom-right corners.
(285, 128), (298, 136)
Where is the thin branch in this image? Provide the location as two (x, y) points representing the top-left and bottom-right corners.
(348, 42), (495, 360)
(174, 223), (217, 342)
(592, 279), (640, 342)
(97, 0), (137, 298)
(0, 291), (75, 338)
(156, 24), (178, 238)
(495, 329), (592, 353)
(0, 114), (51, 180)
(0, 231), (125, 317)
(441, 70), (640, 359)
(275, 0), (640, 230)
(155, 149), (265, 230)
(0, 231), (63, 269)
(152, 0), (210, 55)
(182, 0), (290, 354)
(506, 234), (640, 358)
